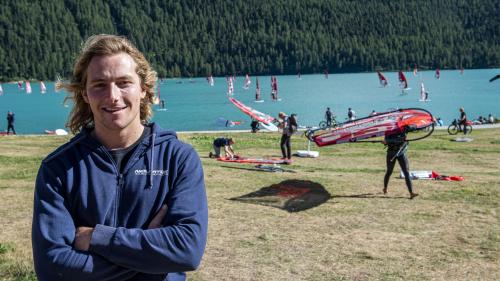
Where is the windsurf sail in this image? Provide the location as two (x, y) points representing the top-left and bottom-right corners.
(17, 81), (23, 89)
(215, 117), (242, 127)
(243, 74), (251, 89)
(229, 97), (277, 131)
(227, 76), (234, 95)
(306, 108), (434, 147)
(26, 81), (32, 94)
(217, 156), (290, 165)
(271, 76), (279, 101)
(435, 68), (440, 79)
(398, 71), (408, 89)
(413, 67), (418, 76)
(0, 84), (3, 95)
(207, 75), (214, 86)
(377, 71), (388, 87)
(40, 81), (46, 94)
(255, 78), (261, 101)
(420, 82), (426, 101)
(489, 74), (500, 82)
(324, 69), (329, 79)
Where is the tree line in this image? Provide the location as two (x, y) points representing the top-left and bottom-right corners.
(0, 0), (498, 81)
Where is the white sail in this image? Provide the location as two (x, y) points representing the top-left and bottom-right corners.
(0, 84), (3, 95)
(26, 81), (32, 94)
(40, 81), (47, 94)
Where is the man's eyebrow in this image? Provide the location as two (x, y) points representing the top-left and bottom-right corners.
(88, 75), (135, 83)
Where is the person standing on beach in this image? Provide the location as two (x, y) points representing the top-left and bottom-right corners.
(458, 107), (468, 134)
(6, 111), (15, 134)
(347, 108), (356, 121)
(383, 130), (418, 199)
(31, 35), (208, 281)
(325, 107), (333, 127)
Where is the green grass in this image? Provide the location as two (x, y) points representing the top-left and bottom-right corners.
(1, 128), (499, 280)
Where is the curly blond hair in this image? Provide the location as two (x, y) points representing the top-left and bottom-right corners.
(58, 34), (157, 134)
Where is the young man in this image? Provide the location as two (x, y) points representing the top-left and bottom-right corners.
(32, 35), (208, 281)
(210, 137), (235, 158)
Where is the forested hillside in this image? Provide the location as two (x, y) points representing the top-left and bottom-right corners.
(0, 0), (498, 80)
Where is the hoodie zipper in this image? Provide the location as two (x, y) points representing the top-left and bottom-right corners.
(100, 148), (122, 227)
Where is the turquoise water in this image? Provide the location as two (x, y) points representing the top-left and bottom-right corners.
(1, 69), (499, 134)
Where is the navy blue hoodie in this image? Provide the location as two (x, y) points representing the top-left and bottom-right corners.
(32, 123), (208, 281)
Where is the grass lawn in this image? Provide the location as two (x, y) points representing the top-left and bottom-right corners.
(0, 128), (498, 280)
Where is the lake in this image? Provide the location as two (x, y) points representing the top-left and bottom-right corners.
(0, 68), (499, 134)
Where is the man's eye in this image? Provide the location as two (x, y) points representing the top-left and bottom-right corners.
(118, 81), (132, 87)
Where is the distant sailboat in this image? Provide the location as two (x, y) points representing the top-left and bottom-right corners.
(40, 81), (47, 94)
(255, 78), (263, 102)
(377, 71), (388, 87)
(271, 76), (279, 101)
(398, 71), (409, 92)
(26, 81), (32, 94)
(227, 76), (234, 95)
(207, 75), (214, 86)
(243, 74), (251, 89)
(419, 82), (429, 102)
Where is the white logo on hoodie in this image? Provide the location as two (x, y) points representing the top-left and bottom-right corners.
(134, 169), (169, 176)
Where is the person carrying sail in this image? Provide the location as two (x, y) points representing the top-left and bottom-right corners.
(382, 129), (418, 199)
(278, 112), (297, 163)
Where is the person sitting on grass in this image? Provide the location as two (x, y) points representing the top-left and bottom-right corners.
(209, 137), (236, 159)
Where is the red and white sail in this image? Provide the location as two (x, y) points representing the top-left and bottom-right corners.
(377, 71), (388, 87)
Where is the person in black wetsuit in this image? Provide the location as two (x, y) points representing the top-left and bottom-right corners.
(458, 107), (468, 134)
(6, 111), (16, 135)
(383, 131), (418, 199)
(325, 107), (333, 127)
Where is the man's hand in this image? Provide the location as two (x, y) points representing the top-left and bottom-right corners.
(74, 227), (94, 251)
(148, 204), (168, 229)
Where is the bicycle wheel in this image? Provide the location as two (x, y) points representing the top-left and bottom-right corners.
(447, 124), (458, 135)
(319, 121), (328, 130)
(465, 125), (473, 134)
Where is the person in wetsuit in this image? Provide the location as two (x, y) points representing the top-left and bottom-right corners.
(383, 131), (419, 199)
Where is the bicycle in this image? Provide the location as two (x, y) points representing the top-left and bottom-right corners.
(447, 119), (472, 135)
(318, 117), (338, 130)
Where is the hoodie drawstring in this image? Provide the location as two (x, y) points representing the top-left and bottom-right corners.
(148, 133), (156, 189)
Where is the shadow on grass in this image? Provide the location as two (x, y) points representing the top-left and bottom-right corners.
(230, 179), (331, 212)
